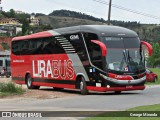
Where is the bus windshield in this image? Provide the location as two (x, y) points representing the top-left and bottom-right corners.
(102, 37), (145, 73)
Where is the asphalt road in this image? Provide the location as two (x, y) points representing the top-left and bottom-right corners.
(0, 85), (160, 112)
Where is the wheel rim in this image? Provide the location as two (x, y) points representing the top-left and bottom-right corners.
(28, 77), (32, 87)
(80, 81), (83, 90)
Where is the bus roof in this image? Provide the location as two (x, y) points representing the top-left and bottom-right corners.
(12, 25), (138, 41)
(54, 25), (138, 37)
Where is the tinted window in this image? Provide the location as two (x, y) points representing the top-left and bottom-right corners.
(83, 33), (103, 69)
(12, 37), (65, 55)
(12, 41), (21, 55)
(21, 41), (29, 55)
(42, 37), (65, 54)
(123, 37), (140, 48)
(103, 37), (124, 48)
(64, 33), (88, 62)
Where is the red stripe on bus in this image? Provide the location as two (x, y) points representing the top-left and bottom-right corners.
(87, 86), (145, 92)
(12, 31), (53, 41)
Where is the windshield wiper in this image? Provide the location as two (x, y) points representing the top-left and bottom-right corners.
(126, 49), (132, 63)
(119, 50), (128, 70)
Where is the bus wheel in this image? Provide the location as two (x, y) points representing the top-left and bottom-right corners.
(53, 87), (64, 90)
(26, 74), (40, 89)
(80, 76), (88, 95)
(34, 86), (40, 89)
(114, 91), (121, 94)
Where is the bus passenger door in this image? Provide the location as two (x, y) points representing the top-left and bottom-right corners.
(83, 33), (106, 70)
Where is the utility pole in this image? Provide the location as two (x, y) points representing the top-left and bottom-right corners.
(108, 0), (112, 25)
(0, 0), (2, 12)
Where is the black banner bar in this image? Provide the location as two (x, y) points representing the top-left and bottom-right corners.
(0, 111), (160, 117)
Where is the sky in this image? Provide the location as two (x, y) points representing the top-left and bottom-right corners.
(1, 0), (160, 24)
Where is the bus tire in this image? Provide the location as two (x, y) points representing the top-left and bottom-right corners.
(26, 74), (40, 89)
(115, 91), (121, 94)
(80, 76), (88, 95)
(53, 87), (64, 90)
(34, 86), (40, 89)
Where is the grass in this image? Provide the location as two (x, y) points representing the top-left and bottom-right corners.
(0, 82), (25, 97)
(86, 104), (160, 120)
(128, 104), (160, 111)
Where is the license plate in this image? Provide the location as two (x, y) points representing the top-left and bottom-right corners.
(126, 86), (133, 88)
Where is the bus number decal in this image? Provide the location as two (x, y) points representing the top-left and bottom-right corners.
(32, 59), (74, 79)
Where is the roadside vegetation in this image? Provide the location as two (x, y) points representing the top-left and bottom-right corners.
(0, 82), (25, 97)
(128, 104), (160, 111)
(86, 104), (160, 120)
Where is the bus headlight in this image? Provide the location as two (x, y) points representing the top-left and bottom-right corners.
(107, 85), (110, 88)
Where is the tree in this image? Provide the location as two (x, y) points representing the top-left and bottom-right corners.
(22, 18), (30, 35)
(148, 43), (160, 67)
(9, 9), (16, 18)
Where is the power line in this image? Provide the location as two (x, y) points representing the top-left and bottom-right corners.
(92, 0), (160, 20)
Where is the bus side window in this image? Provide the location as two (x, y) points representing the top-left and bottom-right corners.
(21, 40), (29, 55)
(42, 37), (65, 54)
(12, 41), (21, 55)
(83, 33), (103, 69)
(29, 39), (43, 55)
(29, 39), (37, 54)
(12, 41), (18, 55)
(36, 39), (43, 54)
(64, 33), (89, 62)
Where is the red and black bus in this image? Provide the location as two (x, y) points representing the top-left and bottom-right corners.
(11, 25), (152, 95)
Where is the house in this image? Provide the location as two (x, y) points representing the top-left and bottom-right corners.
(30, 15), (40, 26)
(15, 10), (25, 14)
(0, 18), (22, 26)
(0, 18), (22, 36)
(0, 29), (7, 36)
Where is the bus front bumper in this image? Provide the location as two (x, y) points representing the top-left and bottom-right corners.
(86, 74), (146, 92)
(100, 73), (146, 86)
(87, 85), (145, 92)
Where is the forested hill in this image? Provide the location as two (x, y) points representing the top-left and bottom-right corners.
(48, 10), (141, 27)
(49, 10), (105, 23)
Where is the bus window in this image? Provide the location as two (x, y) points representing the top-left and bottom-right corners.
(12, 41), (21, 55)
(29, 39), (38, 54)
(90, 43), (102, 68)
(21, 40), (29, 55)
(28, 38), (43, 55)
(64, 33), (89, 63)
(30, 39), (37, 49)
(36, 39), (43, 54)
(83, 33), (103, 69)
(42, 37), (65, 54)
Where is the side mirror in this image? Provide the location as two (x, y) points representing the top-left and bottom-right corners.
(141, 41), (153, 56)
(91, 40), (107, 57)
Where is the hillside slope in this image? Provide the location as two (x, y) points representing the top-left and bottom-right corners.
(38, 16), (105, 29)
